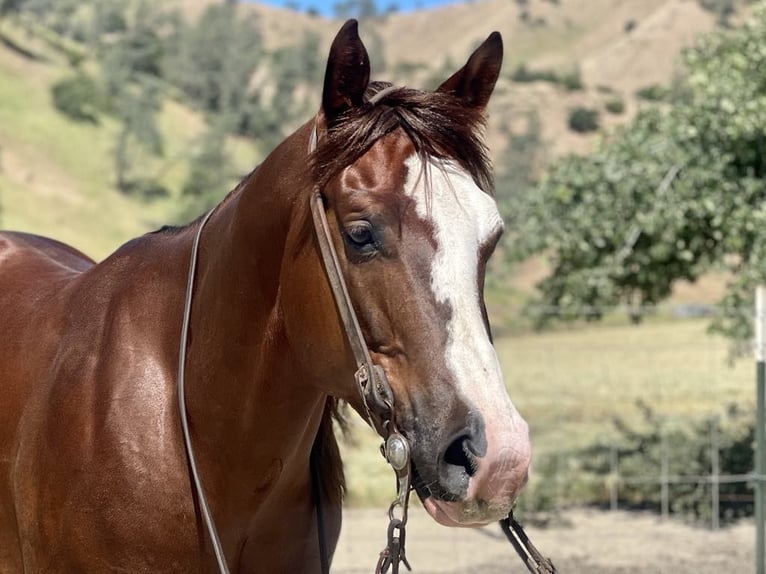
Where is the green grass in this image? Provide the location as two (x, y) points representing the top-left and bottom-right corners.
(340, 318), (754, 506)
(0, 22), (258, 259)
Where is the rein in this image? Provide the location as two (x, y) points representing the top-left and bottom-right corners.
(177, 207), (230, 574)
(175, 122), (557, 574)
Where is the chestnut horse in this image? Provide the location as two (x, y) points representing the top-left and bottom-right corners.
(0, 21), (531, 572)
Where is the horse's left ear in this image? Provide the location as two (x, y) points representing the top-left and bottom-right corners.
(436, 32), (503, 110)
(321, 19), (371, 126)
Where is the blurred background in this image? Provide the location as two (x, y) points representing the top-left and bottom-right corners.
(1, 0), (765, 571)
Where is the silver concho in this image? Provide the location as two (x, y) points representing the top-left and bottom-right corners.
(385, 432), (410, 471)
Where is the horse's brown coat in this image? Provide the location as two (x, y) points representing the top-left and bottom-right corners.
(0, 20), (529, 572)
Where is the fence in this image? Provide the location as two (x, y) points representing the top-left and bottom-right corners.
(606, 424), (751, 529)
(339, 298), (763, 571)
(495, 297), (765, 570)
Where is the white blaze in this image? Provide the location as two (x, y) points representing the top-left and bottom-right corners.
(404, 155), (526, 448)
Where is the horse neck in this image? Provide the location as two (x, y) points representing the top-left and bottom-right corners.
(182, 121), (325, 477)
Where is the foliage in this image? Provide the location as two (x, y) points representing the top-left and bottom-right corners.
(181, 122), (230, 216)
(164, 3), (262, 123)
(515, 400), (755, 524)
(567, 106), (599, 132)
(100, 2), (167, 195)
(333, 0), (379, 19)
(696, 0), (748, 25)
(513, 3), (766, 348)
(112, 79), (165, 194)
(495, 111), (546, 210)
(511, 63), (582, 90)
(581, 401), (754, 524)
(51, 73), (105, 123)
(635, 83), (669, 102)
(559, 67), (583, 91)
(0, 0), (23, 20)
(604, 97), (625, 114)
(238, 31), (322, 151)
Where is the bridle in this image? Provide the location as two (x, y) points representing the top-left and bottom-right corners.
(176, 116), (557, 573)
(307, 116), (415, 574)
(309, 145), (414, 574)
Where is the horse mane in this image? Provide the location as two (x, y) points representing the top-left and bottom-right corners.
(310, 81), (494, 195)
(312, 397), (348, 506)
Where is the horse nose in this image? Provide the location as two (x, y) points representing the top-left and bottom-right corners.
(437, 412), (487, 497)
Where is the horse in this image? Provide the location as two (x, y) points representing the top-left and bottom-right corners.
(0, 20), (531, 572)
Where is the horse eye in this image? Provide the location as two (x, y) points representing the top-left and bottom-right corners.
(344, 222), (377, 253)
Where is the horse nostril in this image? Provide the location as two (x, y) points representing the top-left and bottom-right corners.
(431, 413), (487, 499)
(443, 435), (478, 478)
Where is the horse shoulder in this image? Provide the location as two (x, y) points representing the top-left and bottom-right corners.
(9, 234), (198, 571)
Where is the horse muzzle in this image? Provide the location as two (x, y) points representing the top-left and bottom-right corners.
(412, 414), (532, 527)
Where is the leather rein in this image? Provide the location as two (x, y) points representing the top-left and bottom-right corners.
(176, 119), (557, 573)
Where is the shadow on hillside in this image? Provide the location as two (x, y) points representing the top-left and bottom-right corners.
(0, 31), (43, 61)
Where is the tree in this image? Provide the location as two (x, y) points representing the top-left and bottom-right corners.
(238, 31), (322, 152)
(164, 3), (261, 126)
(181, 121), (230, 218)
(112, 79), (164, 194)
(0, 0), (24, 21)
(495, 111), (546, 207)
(333, 0), (378, 19)
(101, 1), (167, 194)
(567, 106), (599, 133)
(513, 2), (766, 346)
(51, 72), (106, 123)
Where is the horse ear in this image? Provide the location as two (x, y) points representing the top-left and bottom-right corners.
(436, 32), (503, 110)
(321, 19), (370, 126)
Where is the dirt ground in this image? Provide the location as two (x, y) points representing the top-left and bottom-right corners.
(333, 506), (753, 573)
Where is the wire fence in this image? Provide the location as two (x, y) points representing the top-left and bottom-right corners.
(504, 302), (760, 533)
(339, 300), (763, 572)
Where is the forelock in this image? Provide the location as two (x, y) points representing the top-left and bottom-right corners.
(309, 82), (494, 194)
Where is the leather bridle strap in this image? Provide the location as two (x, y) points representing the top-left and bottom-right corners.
(309, 124), (413, 574)
(177, 208), (230, 573)
(309, 189), (395, 435)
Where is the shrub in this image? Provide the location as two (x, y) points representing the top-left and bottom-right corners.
(581, 401), (754, 524)
(511, 64), (558, 84)
(605, 97), (626, 114)
(51, 73), (106, 124)
(636, 84), (669, 101)
(567, 107), (600, 133)
(560, 67), (583, 91)
(511, 64), (583, 90)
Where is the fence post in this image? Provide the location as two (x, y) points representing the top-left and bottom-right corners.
(610, 444), (618, 512)
(755, 286), (766, 574)
(710, 417), (720, 531)
(660, 431), (669, 521)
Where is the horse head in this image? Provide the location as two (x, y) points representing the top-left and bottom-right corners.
(281, 20), (531, 528)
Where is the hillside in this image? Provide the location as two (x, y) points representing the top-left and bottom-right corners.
(0, 0), (720, 260)
(176, 0), (718, 155)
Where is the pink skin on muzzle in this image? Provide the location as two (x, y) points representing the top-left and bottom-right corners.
(423, 420), (532, 527)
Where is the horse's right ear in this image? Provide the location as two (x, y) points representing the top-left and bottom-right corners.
(320, 19), (370, 127)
